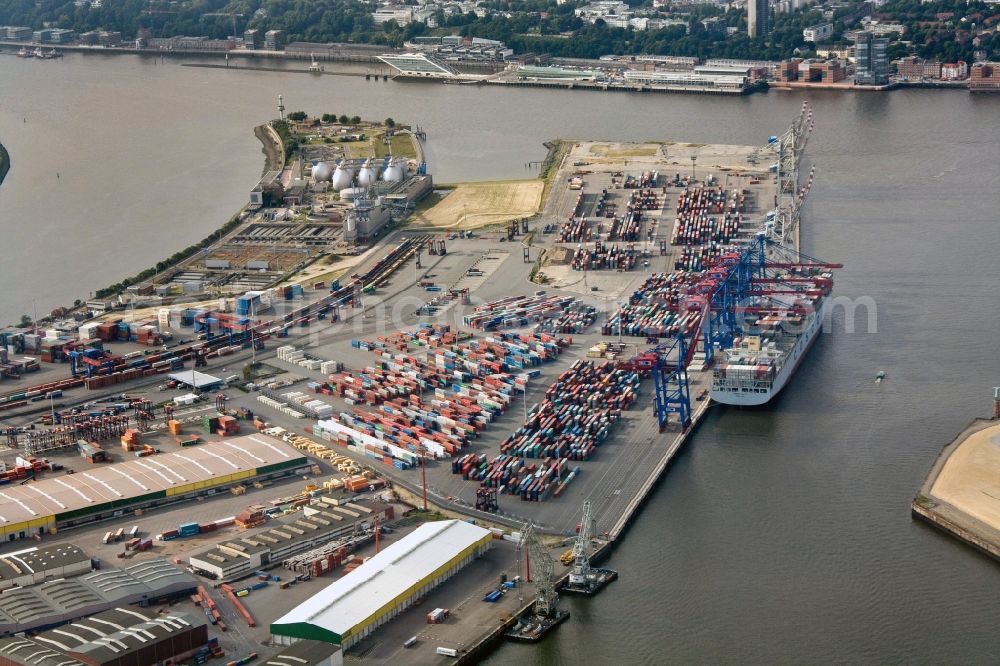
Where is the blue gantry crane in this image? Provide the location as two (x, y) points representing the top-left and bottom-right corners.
(622, 234), (841, 431)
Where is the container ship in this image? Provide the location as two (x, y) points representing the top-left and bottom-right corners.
(710, 279), (831, 406)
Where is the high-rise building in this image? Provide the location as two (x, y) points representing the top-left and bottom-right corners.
(748, 0), (771, 38)
(853, 31), (889, 85)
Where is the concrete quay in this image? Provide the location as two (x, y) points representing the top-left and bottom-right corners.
(912, 418), (1000, 561)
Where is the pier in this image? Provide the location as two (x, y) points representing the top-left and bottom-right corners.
(912, 417), (1000, 561)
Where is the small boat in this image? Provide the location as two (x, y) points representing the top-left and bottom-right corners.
(46, 49), (62, 58)
(32, 47), (45, 58)
(17, 47), (31, 58)
(875, 370), (886, 383)
(308, 53), (322, 73)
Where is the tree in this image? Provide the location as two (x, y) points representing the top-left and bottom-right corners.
(19, 315), (32, 328)
(338, 114), (350, 124)
(287, 111), (307, 122)
(384, 117), (395, 128)
(350, 115), (362, 124)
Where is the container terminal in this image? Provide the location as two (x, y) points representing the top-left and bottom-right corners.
(0, 104), (838, 664)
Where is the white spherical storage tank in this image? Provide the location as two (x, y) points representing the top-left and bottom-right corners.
(311, 161), (333, 182)
(357, 161), (378, 187)
(331, 165), (353, 190)
(382, 160), (405, 183)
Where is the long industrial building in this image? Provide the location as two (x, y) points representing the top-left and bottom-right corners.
(265, 640), (342, 666)
(188, 498), (390, 581)
(0, 544), (92, 591)
(270, 520), (492, 648)
(0, 559), (198, 635)
(0, 607), (207, 666)
(0, 435), (308, 541)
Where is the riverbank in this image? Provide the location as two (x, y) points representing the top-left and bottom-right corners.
(912, 418), (1000, 561)
(0, 141), (9, 187)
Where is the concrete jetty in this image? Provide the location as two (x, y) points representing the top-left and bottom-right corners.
(912, 418), (1000, 561)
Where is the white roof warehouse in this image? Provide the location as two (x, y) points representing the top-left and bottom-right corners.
(0, 435), (307, 541)
(270, 520), (493, 649)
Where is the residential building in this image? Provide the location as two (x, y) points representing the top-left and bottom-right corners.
(748, 0), (771, 38)
(941, 60), (968, 79)
(895, 56), (942, 79)
(853, 31), (889, 85)
(372, 6), (436, 25)
(969, 62), (1000, 91)
(864, 21), (906, 36)
(244, 28), (263, 49)
(775, 58), (803, 82)
(2, 26), (32, 40)
(803, 23), (834, 42)
(264, 29), (286, 51)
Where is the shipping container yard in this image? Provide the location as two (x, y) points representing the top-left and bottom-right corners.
(0, 107), (829, 664)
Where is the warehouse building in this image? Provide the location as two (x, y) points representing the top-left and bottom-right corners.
(188, 498), (390, 581)
(0, 435), (308, 541)
(0, 544), (92, 591)
(265, 640), (342, 666)
(271, 520), (492, 648)
(0, 559), (198, 635)
(0, 607), (206, 666)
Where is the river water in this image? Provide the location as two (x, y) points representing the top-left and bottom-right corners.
(2, 53), (999, 663)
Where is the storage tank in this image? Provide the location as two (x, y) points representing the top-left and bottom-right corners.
(382, 160), (404, 183)
(357, 160), (377, 187)
(331, 163), (353, 190)
(339, 187), (365, 201)
(312, 161), (332, 182)
(345, 215), (357, 235)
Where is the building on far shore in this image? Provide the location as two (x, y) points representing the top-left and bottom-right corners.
(941, 60), (968, 80)
(895, 56), (942, 80)
(969, 61), (1000, 91)
(747, 0), (771, 38)
(2, 26), (32, 40)
(852, 31), (889, 85)
(265, 29), (286, 51)
(244, 28), (263, 49)
(802, 23), (833, 43)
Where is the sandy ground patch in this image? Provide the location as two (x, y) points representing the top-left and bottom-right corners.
(930, 423), (1000, 530)
(589, 144), (658, 158)
(411, 180), (544, 229)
